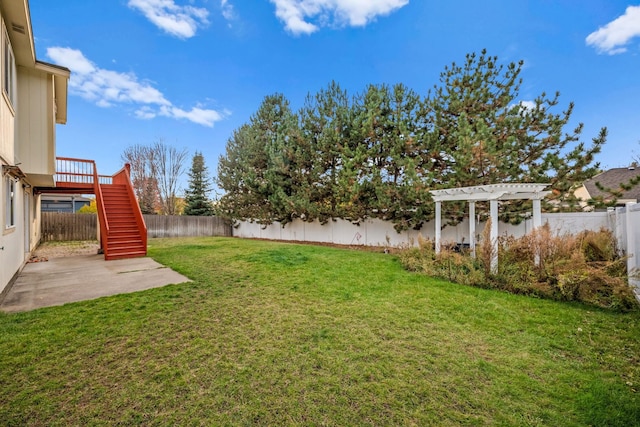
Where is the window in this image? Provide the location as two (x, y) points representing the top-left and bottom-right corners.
(5, 175), (16, 228)
(3, 28), (16, 107)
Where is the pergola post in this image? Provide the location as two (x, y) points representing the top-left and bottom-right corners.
(469, 201), (476, 258)
(490, 199), (499, 273)
(532, 198), (542, 266)
(532, 198), (542, 230)
(435, 201), (442, 254)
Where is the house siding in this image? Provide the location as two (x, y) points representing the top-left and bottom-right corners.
(16, 67), (56, 181)
(0, 4), (67, 297)
(0, 23), (14, 166)
(0, 9), (19, 296)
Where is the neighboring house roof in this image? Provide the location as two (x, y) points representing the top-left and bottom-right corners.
(583, 166), (640, 203)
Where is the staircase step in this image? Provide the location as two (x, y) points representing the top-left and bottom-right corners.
(108, 244), (145, 252)
(98, 181), (146, 261)
(105, 251), (146, 261)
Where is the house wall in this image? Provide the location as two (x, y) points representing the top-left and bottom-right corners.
(0, 9), (51, 296)
(1, 176), (26, 295)
(0, 19), (15, 166)
(16, 67), (55, 185)
(0, 12), (19, 296)
(0, 96), (14, 165)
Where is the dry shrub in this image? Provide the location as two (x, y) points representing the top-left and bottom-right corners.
(397, 235), (434, 272)
(581, 228), (618, 262)
(433, 249), (485, 287)
(397, 224), (638, 311)
(477, 217), (496, 279)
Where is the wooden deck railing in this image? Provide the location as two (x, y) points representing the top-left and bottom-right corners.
(54, 157), (96, 186)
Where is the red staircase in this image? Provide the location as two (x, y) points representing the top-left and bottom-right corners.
(100, 184), (146, 260)
(47, 157), (147, 260)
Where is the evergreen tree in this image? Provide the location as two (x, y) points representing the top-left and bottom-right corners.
(423, 49), (605, 224)
(217, 94), (300, 224)
(354, 83), (430, 230)
(184, 152), (214, 216)
(217, 51), (609, 229)
(299, 81), (355, 222)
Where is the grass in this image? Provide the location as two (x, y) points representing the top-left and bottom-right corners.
(1, 237), (639, 426)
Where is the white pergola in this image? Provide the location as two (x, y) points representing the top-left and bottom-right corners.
(430, 183), (551, 271)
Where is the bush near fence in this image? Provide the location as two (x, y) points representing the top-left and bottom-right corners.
(41, 213), (232, 241)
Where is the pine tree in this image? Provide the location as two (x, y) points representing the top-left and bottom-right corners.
(423, 49), (605, 224)
(217, 94), (300, 224)
(216, 51), (609, 228)
(184, 152), (214, 216)
(299, 81), (355, 222)
(354, 83), (430, 230)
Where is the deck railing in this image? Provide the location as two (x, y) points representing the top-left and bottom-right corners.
(55, 157), (96, 186)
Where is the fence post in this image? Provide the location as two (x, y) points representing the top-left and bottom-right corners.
(625, 203), (639, 302)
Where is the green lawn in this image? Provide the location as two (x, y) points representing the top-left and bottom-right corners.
(1, 237), (639, 426)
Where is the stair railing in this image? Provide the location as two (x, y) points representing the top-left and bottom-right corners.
(112, 163), (147, 254)
(93, 162), (110, 258)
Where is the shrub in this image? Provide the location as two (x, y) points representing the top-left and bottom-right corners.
(398, 225), (638, 311)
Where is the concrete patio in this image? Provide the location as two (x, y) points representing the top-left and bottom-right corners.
(1, 255), (191, 313)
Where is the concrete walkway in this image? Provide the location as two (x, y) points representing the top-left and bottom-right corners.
(1, 255), (191, 313)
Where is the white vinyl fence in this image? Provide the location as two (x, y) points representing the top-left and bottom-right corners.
(234, 207), (639, 300)
(613, 204), (640, 300)
(234, 213), (612, 248)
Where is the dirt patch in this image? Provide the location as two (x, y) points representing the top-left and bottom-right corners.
(33, 241), (101, 259)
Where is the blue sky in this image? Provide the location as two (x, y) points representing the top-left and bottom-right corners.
(30, 0), (640, 194)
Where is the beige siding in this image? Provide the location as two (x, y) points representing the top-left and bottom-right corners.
(0, 97), (15, 163)
(16, 67), (55, 180)
(0, 17), (15, 164)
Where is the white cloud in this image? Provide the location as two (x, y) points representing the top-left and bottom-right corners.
(128, 0), (209, 39)
(159, 105), (226, 127)
(135, 106), (157, 119)
(46, 47), (226, 127)
(221, 0), (235, 23)
(269, 0), (409, 35)
(586, 5), (640, 55)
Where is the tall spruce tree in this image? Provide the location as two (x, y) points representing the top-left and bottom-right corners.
(423, 49), (605, 224)
(184, 152), (214, 216)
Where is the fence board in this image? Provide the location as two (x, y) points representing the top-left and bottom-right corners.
(42, 213), (232, 241)
(42, 212), (97, 242)
(143, 215), (232, 238)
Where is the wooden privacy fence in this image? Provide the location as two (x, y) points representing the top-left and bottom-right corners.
(42, 213), (232, 241)
(144, 215), (232, 238)
(42, 212), (97, 242)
